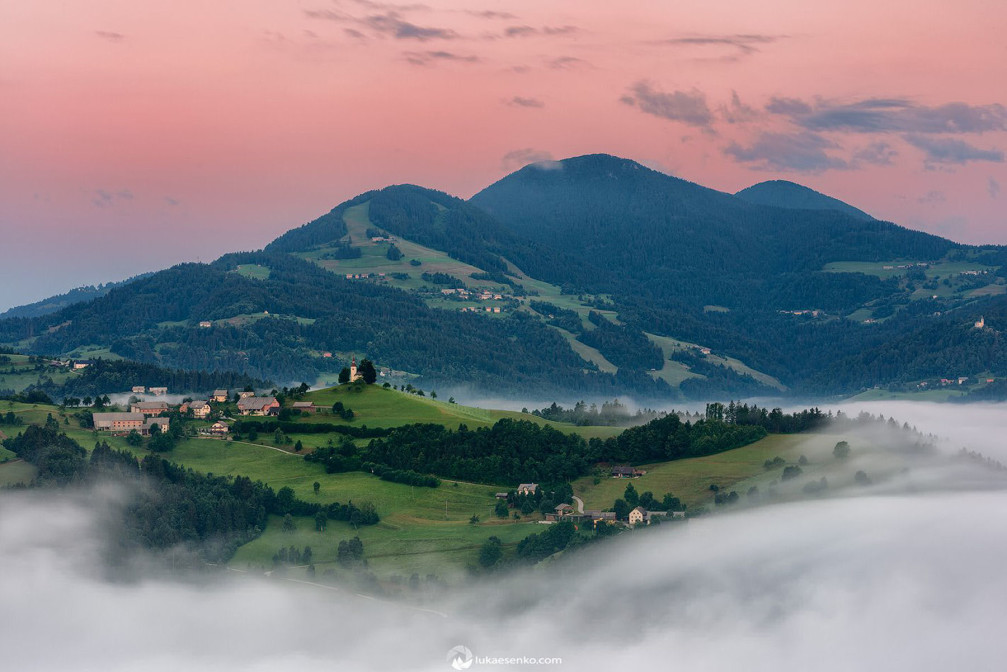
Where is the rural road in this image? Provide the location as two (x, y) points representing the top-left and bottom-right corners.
(572, 495), (584, 513)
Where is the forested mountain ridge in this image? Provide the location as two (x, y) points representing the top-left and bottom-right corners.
(735, 180), (875, 221)
(0, 273), (153, 320)
(4, 153), (1007, 399)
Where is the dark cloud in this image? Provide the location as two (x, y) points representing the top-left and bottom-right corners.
(904, 134), (1004, 164)
(351, 0), (429, 10)
(770, 97), (1007, 135)
(621, 81), (713, 128)
(305, 8), (456, 41)
(95, 31), (124, 42)
(403, 50), (478, 66)
(853, 141), (898, 166)
(766, 96), (813, 116)
(504, 25), (537, 38)
(543, 25), (579, 36)
(501, 148), (559, 171)
(508, 96), (545, 108)
(724, 131), (849, 172)
(363, 12), (457, 40)
(164, 197), (180, 207)
(990, 177), (1001, 199)
(344, 28), (366, 39)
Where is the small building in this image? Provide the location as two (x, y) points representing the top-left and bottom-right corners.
(322, 352), (333, 358)
(611, 465), (644, 478)
(211, 389), (229, 403)
(189, 401), (211, 418)
(143, 417), (170, 435)
(131, 386), (146, 394)
(239, 390), (256, 399)
(975, 316), (986, 329)
(198, 321), (212, 328)
(72, 360), (93, 370)
(494, 492), (509, 499)
(130, 401), (169, 417)
(628, 506), (648, 525)
(292, 401), (318, 413)
(148, 386), (168, 396)
(236, 396), (280, 416)
(208, 421), (229, 436)
(517, 483), (538, 496)
(555, 503), (574, 517)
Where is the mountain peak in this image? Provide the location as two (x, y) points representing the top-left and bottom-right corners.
(735, 180), (874, 221)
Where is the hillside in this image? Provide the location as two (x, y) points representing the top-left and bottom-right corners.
(4, 153), (1007, 398)
(735, 180), (874, 221)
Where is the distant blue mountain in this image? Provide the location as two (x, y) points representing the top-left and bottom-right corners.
(735, 180), (874, 221)
(0, 274), (152, 321)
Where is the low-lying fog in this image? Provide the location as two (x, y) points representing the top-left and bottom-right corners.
(3, 402), (1007, 671)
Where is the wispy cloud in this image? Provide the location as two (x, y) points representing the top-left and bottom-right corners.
(501, 148), (559, 171)
(652, 33), (785, 62)
(904, 134), (1004, 164)
(769, 97), (1007, 135)
(92, 189), (133, 208)
(719, 91), (759, 124)
(546, 56), (589, 70)
(94, 31), (125, 42)
(403, 50), (478, 66)
(724, 131), (849, 172)
(621, 81), (713, 128)
(305, 8), (457, 41)
(989, 177), (1001, 199)
(465, 10), (516, 20)
(507, 96), (544, 108)
(917, 189), (946, 204)
(853, 141), (898, 166)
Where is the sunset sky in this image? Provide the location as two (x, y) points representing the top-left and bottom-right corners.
(2, 0), (1005, 310)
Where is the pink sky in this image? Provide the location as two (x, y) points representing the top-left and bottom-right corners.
(1, 0), (1005, 310)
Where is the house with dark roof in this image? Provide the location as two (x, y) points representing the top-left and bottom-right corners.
(611, 465), (645, 478)
(130, 401), (169, 416)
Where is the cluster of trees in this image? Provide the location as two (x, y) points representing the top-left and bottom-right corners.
(673, 351), (779, 399)
(527, 301), (583, 334)
(529, 399), (663, 427)
(363, 412), (775, 485)
(361, 462), (440, 488)
(273, 545), (312, 566)
(337, 536), (365, 567)
(705, 402), (831, 434)
(421, 272), (465, 288)
(0, 411), (24, 426)
(612, 483), (683, 520)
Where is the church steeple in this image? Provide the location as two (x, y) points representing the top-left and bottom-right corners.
(350, 357), (358, 381)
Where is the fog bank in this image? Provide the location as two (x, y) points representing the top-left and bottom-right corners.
(3, 402), (1007, 670)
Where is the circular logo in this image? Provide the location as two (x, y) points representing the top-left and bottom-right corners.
(446, 645), (474, 670)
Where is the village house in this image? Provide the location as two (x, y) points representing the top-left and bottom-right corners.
(148, 387), (168, 396)
(208, 421), (229, 436)
(144, 417), (170, 435)
(517, 483), (539, 496)
(628, 507), (671, 526)
(238, 390), (256, 399)
(494, 492), (509, 499)
(554, 503), (574, 516)
(198, 321), (212, 328)
(72, 360), (93, 370)
(236, 396), (280, 416)
(131, 386), (146, 394)
(188, 401), (211, 418)
(130, 401), (169, 417)
(292, 401), (319, 413)
(211, 389), (229, 403)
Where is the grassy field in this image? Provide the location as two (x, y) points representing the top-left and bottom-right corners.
(0, 459), (36, 487)
(572, 433), (848, 511)
(644, 332), (785, 391)
(0, 354), (77, 392)
(232, 264), (271, 280)
(301, 384), (623, 439)
(845, 387), (966, 402)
